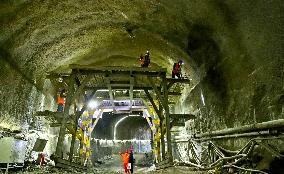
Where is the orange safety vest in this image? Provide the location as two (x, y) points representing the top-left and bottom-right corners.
(139, 56), (144, 65)
(121, 153), (130, 164)
(57, 96), (65, 105)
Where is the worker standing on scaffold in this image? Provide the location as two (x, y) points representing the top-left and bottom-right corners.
(57, 89), (66, 112)
(172, 60), (184, 79)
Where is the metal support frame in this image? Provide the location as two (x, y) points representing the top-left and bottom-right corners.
(167, 82), (175, 90)
(90, 109), (104, 133)
(107, 79), (115, 108)
(144, 90), (162, 119)
(169, 114), (196, 119)
(71, 74), (93, 102)
(68, 90), (97, 161)
(68, 77), (95, 161)
(170, 119), (184, 128)
(167, 78), (190, 90)
(162, 75), (173, 162)
(69, 64), (167, 76)
(54, 71), (96, 160)
(129, 76), (134, 109)
(51, 66), (191, 164)
(144, 89), (165, 160)
(55, 72), (76, 158)
(147, 77), (164, 109)
(146, 75), (174, 161)
(167, 92), (182, 96)
(69, 105), (79, 162)
(160, 115), (166, 160)
(156, 137), (161, 162)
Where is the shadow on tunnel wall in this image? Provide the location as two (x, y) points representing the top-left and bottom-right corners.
(186, 24), (230, 127)
(92, 113), (151, 140)
(116, 116), (151, 140)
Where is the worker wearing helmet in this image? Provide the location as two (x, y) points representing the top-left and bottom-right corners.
(139, 50), (150, 67)
(172, 60), (183, 79)
(57, 89), (66, 112)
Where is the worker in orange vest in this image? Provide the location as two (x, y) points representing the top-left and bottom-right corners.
(119, 149), (130, 174)
(57, 89), (66, 112)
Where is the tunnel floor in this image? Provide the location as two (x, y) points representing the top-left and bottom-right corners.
(92, 154), (206, 173)
(6, 154), (208, 174)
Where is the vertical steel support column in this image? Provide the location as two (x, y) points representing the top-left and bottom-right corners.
(162, 75), (173, 161)
(79, 141), (84, 165)
(159, 101), (165, 160)
(69, 108), (79, 161)
(56, 72), (76, 158)
(149, 127), (154, 153)
(129, 76), (134, 109)
(160, 118), (166, 160)
(156, 140), (161, 162)
(107, 78), (115, 108)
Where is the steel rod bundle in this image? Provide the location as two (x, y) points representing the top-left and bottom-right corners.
(176, 136), (284, 173)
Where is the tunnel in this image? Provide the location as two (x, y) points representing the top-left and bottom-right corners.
(0, 0), (283, 173)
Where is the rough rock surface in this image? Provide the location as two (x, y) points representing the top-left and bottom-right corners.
(0, 0), (283, 172)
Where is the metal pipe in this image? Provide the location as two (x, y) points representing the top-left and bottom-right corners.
(173, 131), (271, 142)
(209, 154), (246, 168)
(177, 154), (246, 170)
(177, 136), (284, 172)
(195, 119), (284, 138)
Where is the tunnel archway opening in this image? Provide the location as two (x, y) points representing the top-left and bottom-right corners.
(115, 115), (152, 140)
(90, 111), (154, 169)
(91, 111), (153, 148)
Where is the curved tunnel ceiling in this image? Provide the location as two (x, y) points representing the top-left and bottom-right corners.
(0, 2), (283, 169)
(0, 0), (199, 83)
(0, 1), (283, 126)
(1, 0), (282, 90)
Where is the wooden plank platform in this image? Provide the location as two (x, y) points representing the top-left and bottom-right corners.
(69, 64), (167, 72)
(166, 78), (191, 84)
(69, 65), (167, 76)
(169, 114), (196, 119)
(34, 110), (63, 118)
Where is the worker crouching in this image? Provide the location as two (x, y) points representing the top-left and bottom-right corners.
(172, 60), (184, 79)
(139, 51), (150, 67)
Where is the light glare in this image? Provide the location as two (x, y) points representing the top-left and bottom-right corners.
(88, 100), (97, 109)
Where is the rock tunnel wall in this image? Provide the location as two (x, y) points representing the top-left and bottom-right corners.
(1, 0), (282, 131)
(0, 54), (57, 132)
(116, 116), (151, 140)
(0, 53), (59, 161)
(0, 0), (283, 169)
(175, 0), (283, 136)
(0, 55), (39, 132)
(173, 0), (284, 170)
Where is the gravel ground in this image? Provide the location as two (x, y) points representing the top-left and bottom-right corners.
(2, 155), (208, 174)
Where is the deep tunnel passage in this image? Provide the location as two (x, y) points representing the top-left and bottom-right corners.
(0, 0), (283, 173)
(115, 116), (151, 140)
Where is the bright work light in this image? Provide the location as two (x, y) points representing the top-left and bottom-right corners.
(88, 100), (97, 109)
